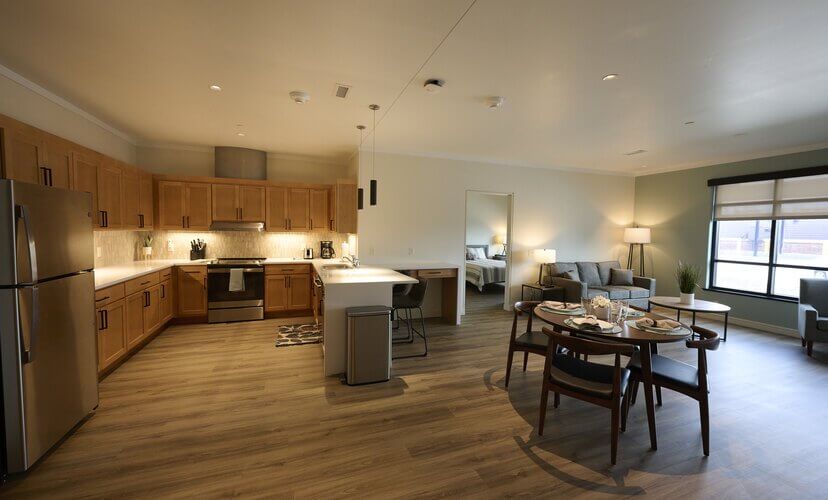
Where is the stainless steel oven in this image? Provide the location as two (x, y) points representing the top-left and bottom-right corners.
(207, 258), (265, 323)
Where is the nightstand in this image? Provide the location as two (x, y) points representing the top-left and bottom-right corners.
(521, 283), (564, 302)
(492, 254), (507, 261)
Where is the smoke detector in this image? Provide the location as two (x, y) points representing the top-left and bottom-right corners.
(423, 79), (446, 93)
(289, 90), (310, 104)
(486, 96), (505, 109)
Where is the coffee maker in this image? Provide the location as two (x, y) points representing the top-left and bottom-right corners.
(320, 241), (335, 259)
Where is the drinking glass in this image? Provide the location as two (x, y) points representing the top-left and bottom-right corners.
(614, 300), (629, 326)
(581, 298), (591, 317)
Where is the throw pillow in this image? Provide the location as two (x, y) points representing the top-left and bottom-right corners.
(465, 247), (477, 260)
(473, 247), (487, 260)
(610, 268), (634, 286)
(558, 270), (579, 281)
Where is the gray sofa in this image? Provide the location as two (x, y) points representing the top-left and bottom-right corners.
(543, 260), (656, 309)
(799, 278), (828, 356)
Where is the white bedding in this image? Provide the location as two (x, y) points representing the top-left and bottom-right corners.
(466, 258), (506, 292)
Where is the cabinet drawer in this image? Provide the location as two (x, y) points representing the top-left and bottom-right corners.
(415, 268), (457, 279)
(95, 283), (125, 306)
(124, 272), (160, 296)
(159, 267), (173, 280)
(266, 264), (310, 275)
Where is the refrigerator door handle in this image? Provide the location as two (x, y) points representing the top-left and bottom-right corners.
(15, 204), (39, 285)
(19, 286), (39, 364)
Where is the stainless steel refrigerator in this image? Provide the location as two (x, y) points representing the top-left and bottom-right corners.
(0, 179), (98, 475)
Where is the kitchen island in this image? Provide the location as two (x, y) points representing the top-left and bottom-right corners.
(310, 262), (417, 376)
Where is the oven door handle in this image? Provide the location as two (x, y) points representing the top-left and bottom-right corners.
(207, 268), (264, 274)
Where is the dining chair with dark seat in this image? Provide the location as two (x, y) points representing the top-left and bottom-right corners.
(623, 325), (720, 455)
(392, 278), (428, 358)
(505, 301), (550, 387)
(538, 327), (635, 465)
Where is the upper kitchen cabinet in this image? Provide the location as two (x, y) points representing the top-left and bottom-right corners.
(71, 150), (101, 227)
(157, 181), (211, 230)
(121, 166), (141, 229)
(213, 183), (266, 222)
(0, 120), (71, 189)
(266, 186), (288, 231)
(309, 188), (330, 231)
(239, 185), (265, 221)
(287, 188), (310, 231)
(211, 183), (238, 221)
(40, 135), (73, 189)
(335, 180), (357, 234)
(139, 172), (154, 229)
(97, 157), (123, 229)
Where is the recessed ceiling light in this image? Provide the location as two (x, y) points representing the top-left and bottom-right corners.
(236, 132), (245, 137)
(424, 79), (446, 93)
(209, 84), (222, 92)
(684, 121), (695, 125)
(602, 74), (619, 81)
(289, 90), (310, 104)
(624, 149), (647, 156)
(486, 96), (505, 109)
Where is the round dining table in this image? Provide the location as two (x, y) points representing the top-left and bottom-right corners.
(533, 306), (692, 451)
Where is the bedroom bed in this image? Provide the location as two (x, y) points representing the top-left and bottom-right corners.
(465, 244), (506, 292)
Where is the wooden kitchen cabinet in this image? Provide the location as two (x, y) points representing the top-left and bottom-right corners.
(211, 183), (238, 221)
(96, 298), (126, 374)
(335, 180), (357, 234)
(157, 180), (185, 229)
(239, 185), (265, 221)
(1, 122), (42, 185)
(265, 274), (289, 312)
(212, 184), (265, 222)
(125, 292), (145, 349)
(265, 186), (288, 231)
(287, 273), (311, 310)
(287, 188), (310, 231)
(71, 150), (101, 226)
(139, 172), (154, 228)
(309, 188), (330, 231)
(40, 135), (73, 189)
(185, 183), (212, 230)
(121, 166), (141, 229)
(143, 284), (162, 335)
(265, 265), (311, 311)
(177, 266), (207, 316)
(157, 181), (211, 230)
(97, 158), (123, 229)
(160, 279), (174, 324)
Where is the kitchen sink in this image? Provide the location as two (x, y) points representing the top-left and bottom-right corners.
(321, 264), (353, 271)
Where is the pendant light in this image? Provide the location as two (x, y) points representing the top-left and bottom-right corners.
(356, 125), (366, 210)
(369, 104), (379, 206)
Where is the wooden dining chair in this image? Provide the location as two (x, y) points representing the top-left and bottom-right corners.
(538, 327), (635, 465)
(505, 301), (549, 387)
(623, 325), (720, 455)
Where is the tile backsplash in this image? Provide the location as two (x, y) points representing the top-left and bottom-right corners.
(94, 230), (351, 268)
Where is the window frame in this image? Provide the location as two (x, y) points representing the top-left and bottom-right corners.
(708, 218), (828, 302)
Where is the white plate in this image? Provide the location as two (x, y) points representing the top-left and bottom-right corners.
(564, 318), (622, 334)
(540, 306), (585, 316)
(625, 320), (690, 336)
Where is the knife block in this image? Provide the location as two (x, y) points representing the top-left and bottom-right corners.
(190, 248), (206, 260)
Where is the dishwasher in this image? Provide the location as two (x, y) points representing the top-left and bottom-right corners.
(345, 306), (392, 385)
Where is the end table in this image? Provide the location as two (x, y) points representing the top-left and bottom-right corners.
(521, 283), (564, 302)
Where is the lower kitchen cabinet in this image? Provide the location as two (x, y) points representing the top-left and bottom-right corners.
(265, 274), (289, 312)
(160, 279), (174, 323)
(177, 266), (207, 316)
(143, 284), (162, 334)
(96, 299), (126, 374)
(125, 292), (145, 349)
(288, 273), (311, 310)
(264, 265), (311, 311)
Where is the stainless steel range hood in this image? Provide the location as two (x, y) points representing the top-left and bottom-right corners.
(209, 221), (264, 232)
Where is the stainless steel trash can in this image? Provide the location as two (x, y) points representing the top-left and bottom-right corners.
(346, 305), (392, 385)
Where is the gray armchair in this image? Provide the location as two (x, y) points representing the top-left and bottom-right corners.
(544, 260), (655, 310)
(799, 278), (828, 356)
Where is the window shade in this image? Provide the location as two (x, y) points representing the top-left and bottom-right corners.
(713, 173), (828, 220)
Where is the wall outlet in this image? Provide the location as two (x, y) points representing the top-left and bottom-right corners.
(369, 246), (375, 256)
(408, 247), (414, 256)
(95, 246), (102, 258)
(166, 240), (175, 252)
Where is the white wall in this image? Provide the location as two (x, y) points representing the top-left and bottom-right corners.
(136, 145), (347, 183)
(357, 152), (635, 313)
(0, 68), (136, 163)
(465, 192), (509, 257)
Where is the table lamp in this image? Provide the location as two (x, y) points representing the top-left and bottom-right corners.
(624, 227), (651, 276)
(492, 234), (507, 256)
(533, 248), (557, 284)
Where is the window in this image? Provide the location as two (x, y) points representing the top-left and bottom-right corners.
(708, 167), (828, 300)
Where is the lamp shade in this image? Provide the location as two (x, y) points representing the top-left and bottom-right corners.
(533, 248), (557, 264)
(624, 227), (651, 244)
(492, 234), (505, 245)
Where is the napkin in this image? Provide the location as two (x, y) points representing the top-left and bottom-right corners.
(635, 318), (682, 330)
(571, 316), (614, 331)
(541, 301), (582, 310)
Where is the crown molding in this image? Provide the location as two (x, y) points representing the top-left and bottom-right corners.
(137, 142), (214, 153)
(0, 63), (136, 145)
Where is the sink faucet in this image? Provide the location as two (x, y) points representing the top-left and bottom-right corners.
(343, 255), (360, 268)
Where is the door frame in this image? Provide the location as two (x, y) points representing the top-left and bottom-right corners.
(462, 190), (514, 315)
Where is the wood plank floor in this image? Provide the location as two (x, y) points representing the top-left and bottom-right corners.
(3, 292), (828, 498)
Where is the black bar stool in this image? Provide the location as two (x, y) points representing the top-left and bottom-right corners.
(392, 278), (428, 359)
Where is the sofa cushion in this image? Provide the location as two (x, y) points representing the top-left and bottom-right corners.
(597, 261), (622, 285)
(577, 262), (602, 287)
(587, 289), (609, 299)
(550, 262), (580, 282)
(610, 268), (634, 286)
(818, 318), (828, 331)
(593, 286), (631, 299)
(611, 286), (651, 299)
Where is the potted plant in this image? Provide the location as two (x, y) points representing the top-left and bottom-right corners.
(142, 234), (153, 259)
(676, 261), (700, 304)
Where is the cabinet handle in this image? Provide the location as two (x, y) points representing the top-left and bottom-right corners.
(182, 215), (186, 228)
(104, 309), (108, 330)
(144, 290), (150, 307)
(140, 280), (151, 286)
(40, 167), (48, 186)
(139, 213), (144, 228)
(161, 284), (166, 299)
(330, 219), (334, 231)
(104, 211), (109, 227)
(46, 168), (53, 187)
(98, 310), (105, 330)
(96, 295), (110, 302)
(310, 218), (313, 229)
(284, 218), (288, 230)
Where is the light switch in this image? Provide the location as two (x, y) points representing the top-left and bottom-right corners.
(95, 246), (102, 258)
(166, 240), (175, 252)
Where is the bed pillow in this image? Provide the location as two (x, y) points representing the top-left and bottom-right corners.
(465, 247), (477, 260)
(610, 268), (634, 286)
(472, 247), (487, 260)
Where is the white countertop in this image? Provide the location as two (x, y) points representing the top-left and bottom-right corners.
(358, 259), (459, 270)
(94, 259), (211, 290)
(94, 257), (419, 290)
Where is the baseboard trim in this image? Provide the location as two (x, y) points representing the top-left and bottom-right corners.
(649, 306), (798, 338)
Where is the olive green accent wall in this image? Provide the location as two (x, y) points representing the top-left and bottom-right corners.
(634, 148), (828, 331)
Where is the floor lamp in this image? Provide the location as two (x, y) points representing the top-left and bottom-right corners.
(624, 227), (651, 276)
(534, 248), (557, 284)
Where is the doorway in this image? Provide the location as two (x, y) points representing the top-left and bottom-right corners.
(463, 191), (513, 314)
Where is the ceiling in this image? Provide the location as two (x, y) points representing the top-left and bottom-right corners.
(1, 0), (828, 174)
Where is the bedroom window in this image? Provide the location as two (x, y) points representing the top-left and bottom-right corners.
(708, 167), (828, 300)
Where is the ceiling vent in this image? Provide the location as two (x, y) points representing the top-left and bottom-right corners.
(624, 149), (647, 156)
(334, 83), (351, 99)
